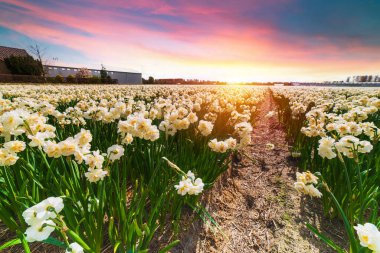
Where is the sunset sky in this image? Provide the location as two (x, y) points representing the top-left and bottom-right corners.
(1, 0), (380, 82)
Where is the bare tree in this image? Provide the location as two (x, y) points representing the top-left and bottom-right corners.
(28, 43), (47, 77)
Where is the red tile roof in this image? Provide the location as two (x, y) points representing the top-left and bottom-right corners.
(0, 46), (29, 61)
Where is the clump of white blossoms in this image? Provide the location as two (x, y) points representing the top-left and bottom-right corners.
(22, 197), (64, 242)
(121, 133), (134, 145)
(163, 157), (205, 196)
(294, 171), (322, 198)
(335, 135), (373, 158)
(0, 140), (26, 166)
(84, 144), (124, 182)
(4, 140), (26, 153)
(39, 128), (92, 163)
(318, 135), (373, 160)
(197, 120), (214, 136)
(174, 171), (205, 196)
(318, 137), (337, 159)
(118, 113), (160, 141)
(360, 122), (379, 141)
(354, 223), (380, 252)
(158, 107), (197, 137)
(28, 131), (56, 148)
(234, 122), (253, 147)
(208, 137), (237, 153)
(84, 150), (107, 183)
(107, 144), (124, 162)
(66, 242), (84, 253)
(0, 109), (31, 141)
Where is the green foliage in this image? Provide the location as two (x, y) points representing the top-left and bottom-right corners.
(54, 74), (64, 83)
(100, 65), (107, 80)
(89, 75), (101, 84)
(4, 55), (43, 76)
(66, 74), (76, 83)
(105, 75), (113, 84)
(143, 76), (155, 84)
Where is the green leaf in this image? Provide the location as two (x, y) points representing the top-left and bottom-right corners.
(66, 229), (92, 252)
(133, 219), (142, 237)
(43, 237), (66, 248)
(113, 241), (121, 253)
(158, 240), (180, 253)
(306, 223), (345, 253)
(0, 238), (21, 251)
(327, 190), (359, 252)
(21, 236), (31, 253)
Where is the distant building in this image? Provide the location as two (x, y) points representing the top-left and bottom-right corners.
(0, 45), (142, 84)
(45, 65), (142, 84)
(347, 75), (380, 83)
(0, 46), (30, 74)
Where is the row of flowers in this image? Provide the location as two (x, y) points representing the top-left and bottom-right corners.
(272, 87), (380, 252)
(0, 85), (264, 252)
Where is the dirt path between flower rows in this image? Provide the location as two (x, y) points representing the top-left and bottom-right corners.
(172, 91), (345, 253)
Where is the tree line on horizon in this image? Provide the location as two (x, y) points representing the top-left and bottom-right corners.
(142, 76), (227, 85)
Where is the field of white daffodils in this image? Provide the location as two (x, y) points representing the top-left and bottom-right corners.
(0, 85), (379, 253)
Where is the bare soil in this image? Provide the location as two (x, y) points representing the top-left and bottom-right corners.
(170, 92), (346, 253)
